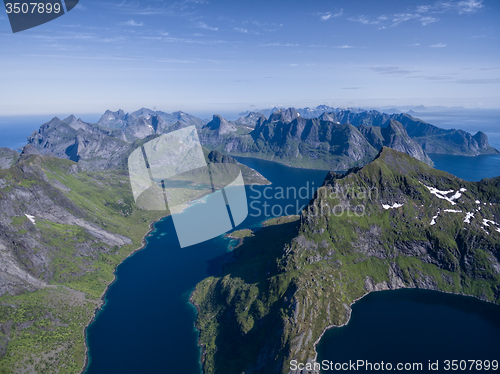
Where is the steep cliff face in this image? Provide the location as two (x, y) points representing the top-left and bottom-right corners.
(27, 108), (498, 173)
(192, 148), (500, 374)
(203, 115), (238, 135)
(392, 113), (499, 155)
(0, 142), (270, 371)
(97, 108), (205, 135)
(200, 110), (433, 170)
(0, 148), (19, 170)
(234, 112), (266, 128)
(27, 116), (131, 169)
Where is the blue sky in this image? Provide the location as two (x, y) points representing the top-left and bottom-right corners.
(0, 0), (499, 116)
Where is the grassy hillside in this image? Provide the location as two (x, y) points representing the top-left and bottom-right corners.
(0, 155), (165, 373)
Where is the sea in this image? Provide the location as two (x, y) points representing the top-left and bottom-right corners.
(1, 109), (499, 373)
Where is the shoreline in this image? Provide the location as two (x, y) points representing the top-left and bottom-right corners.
(79, 178), (272, 373)
(79, 213), (169, 374)
(231, 154), (334, 172)
(309, 285), (498, 371)
(189, 292), (207, 367)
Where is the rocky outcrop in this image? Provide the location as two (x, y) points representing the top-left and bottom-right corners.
(0, 156), (132, 297)
(203, 115), (237, 135)
(234, 112), (266, 128)
(0, 148), (19, 170)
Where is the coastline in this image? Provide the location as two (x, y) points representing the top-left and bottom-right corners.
(231, 154), (334, 172)
(79, 213), (170, 374)
(79, 177), (272, 373)
(189, 292), (207, 367)
(309, 285), (499, 372)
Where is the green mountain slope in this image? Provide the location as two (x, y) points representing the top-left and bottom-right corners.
(191, 147), (500, 374)
(0, 154), (166, 373)
(0, 146), (268, 373)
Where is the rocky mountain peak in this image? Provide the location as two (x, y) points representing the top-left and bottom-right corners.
(203, 115), (237, 135)
(62, 115), (77, 123)
(268, 108), (300, 123)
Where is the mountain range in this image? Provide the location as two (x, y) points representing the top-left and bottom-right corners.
(1, 104), (499, 373)
(26, 107), (498, 172)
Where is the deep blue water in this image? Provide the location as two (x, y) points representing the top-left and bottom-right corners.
(3, 112), (498, 373)
(317, 289), (500, 373)
(429, 153), (500, 182)
(0, 116), (53, 151)
(83, 158), (329, 373)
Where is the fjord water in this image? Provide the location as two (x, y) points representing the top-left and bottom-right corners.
(429, 153), (500, 182)
(317, 289), (500, 373)
(83, 158), (329, 374)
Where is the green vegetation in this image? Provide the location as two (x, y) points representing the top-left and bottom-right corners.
(0, 155), (165, 373)
(226, 229), (253, 239)
(192, 148), (500, 374)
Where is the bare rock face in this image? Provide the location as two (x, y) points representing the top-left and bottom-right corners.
(198, 108), (439, 170)
(234, 112), (266, 128)
(203, 115), (237, 135)
(26, 107), (498, 174)
(0, 156), (132, 298)
(0, 148), (20, 170)
(392, 113), (499, 155)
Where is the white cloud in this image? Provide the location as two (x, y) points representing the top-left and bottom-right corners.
(122, 20), (144, 27)
(425, 0), (485, 15)
(319, 9), (343, 21)
(197, 22), (218, 31)
(348, 15), (381, 25)
(259, 42), (299, 47)
(337, 44), (354, 49)
(456, 0), (484, 14)
(392, 13), (421, 26)
(430, 43), (447, 47)
(349, 0), (483, 28)
(420, 16), (440, 25)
